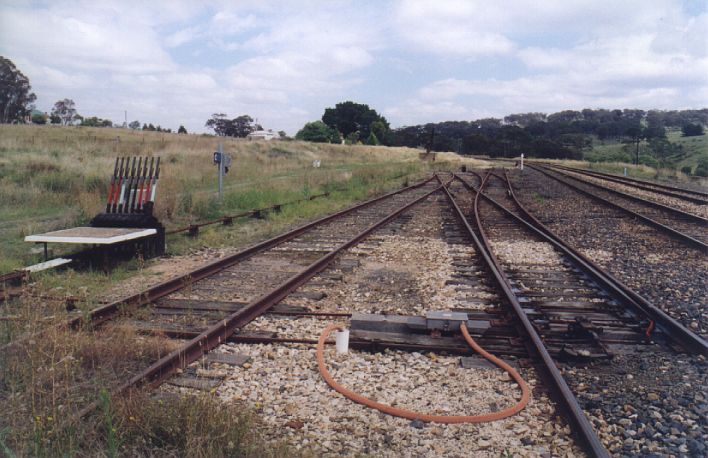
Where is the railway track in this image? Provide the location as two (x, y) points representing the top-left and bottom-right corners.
(448, 170), (706, 456)
(532, 164), (707, 250)
(509, 166), (708, 338)
(4, 170), (705, 456)
(549, 164), (708, 205)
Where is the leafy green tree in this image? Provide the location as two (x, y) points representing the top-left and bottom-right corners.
(205, 113), (256, 137)
(128, 120), (140, 129)
(366, 131), (379, 145)
(0, 56), (36, 123)
(51, 99), (80, 125)
(295, 121), (339, 143)
(322, 101), (390, 144)
(178, 125), (187, 134)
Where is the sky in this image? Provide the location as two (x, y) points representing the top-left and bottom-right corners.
(1, 0), (707, 135)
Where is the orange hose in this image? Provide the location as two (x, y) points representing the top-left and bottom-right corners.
(316, 322), (530, 423)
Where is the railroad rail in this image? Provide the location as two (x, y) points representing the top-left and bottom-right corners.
(549, 163), (708, 204)
(5, 169), (704, 456)
(529, 164), (707, 251)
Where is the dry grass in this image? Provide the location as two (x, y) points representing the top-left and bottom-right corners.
(0, 293), (301, 457)
(0, 124), (484, 271)
(1, 124), (484, 456)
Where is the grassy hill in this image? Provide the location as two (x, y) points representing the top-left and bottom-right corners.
(0, 124), (487, 272)
(584, 128), (708, 175)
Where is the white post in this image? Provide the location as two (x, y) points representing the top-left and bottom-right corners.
(624, 167), (627, 177)
(335, 329), (350, 354)
(217, 143), (223, 201)
(520, 153), (524, 171)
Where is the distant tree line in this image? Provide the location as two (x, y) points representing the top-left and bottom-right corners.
(390, 108), (708, 160)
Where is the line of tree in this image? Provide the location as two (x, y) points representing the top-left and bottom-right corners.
(296, 101), (392, 144)
(390, 108), (708, 160)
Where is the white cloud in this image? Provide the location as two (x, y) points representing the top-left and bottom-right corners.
(0, 0), (705, 134)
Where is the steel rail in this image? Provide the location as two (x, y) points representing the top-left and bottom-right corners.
(550, 164), (708, 202)
(71, 177), (435, 329)
(499, 169), (708, 356)
(437, 173), (609, 458)
(529, 164), (707, 252)
(74, 180), (447, 419)
(1, 177), (434, 352)
(165, 192), (330, 235)
(545, 165), (708, 222)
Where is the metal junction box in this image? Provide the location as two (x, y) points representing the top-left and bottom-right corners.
(426, 311), (470, 331)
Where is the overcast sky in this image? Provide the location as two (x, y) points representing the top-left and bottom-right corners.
(1, 0), (706, 134)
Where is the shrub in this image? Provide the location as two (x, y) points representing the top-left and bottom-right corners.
(681, 166), (693, 175)
(695, 163), (708, 177)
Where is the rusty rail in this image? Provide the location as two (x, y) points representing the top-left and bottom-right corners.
(499, 169), (708, 356)
(550, 163), (708, 203)
(165, 192), (330, 236)
(73, 178), (446, 419)
(545, 165), (707, 223)
(529, 164), (707, 252)
(438, 173), (610, 458)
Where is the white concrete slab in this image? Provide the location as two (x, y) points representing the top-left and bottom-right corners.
(25, 227), (157, 245)
(24, 258), (73, 273)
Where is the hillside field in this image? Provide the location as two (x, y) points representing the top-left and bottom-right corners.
(0, 124), (488, 274)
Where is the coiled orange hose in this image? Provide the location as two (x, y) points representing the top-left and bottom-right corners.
(316, 322), (530, 423)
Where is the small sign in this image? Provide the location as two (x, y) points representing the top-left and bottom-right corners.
(213, 151), (222, 164)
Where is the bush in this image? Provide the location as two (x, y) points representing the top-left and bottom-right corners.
(695, 163), (708, 177)
(681, 123), (704, 137)
(31, 113), (47, 124)
(681, 166), (693, 175)
(295, 121), (340, 143)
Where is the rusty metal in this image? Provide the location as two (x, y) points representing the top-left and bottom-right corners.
(530, 164), (707, 252)
(64, 177), (435, 331)
(546, 165), (707, 223)
(165, 193), (330, 235)
(108, 181), (444, 396)
(439, 172), (610, 458)
(550, 164), (708, 204)
(500, 169), (708, 356)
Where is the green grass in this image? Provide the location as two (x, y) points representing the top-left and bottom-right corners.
(583, 128), (708, 174)
(0, 124), (490, 300)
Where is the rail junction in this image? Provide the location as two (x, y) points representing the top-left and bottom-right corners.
(2, 166), (706, 457)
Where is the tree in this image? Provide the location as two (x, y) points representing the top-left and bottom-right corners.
(321, 101), (390, 143)
(178, 125), (187, 134)
(278, 130), (287, 139)
(205, 113), (256, 137)
(51, 99), (80, 125)
(682, 123), (704, 137)
(0, 56), (37, 123)
(232, 115), (256, 138)
(366, 131), (379, 145)
(128, 120), (140, 129)
(295, 121), (339, 143)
